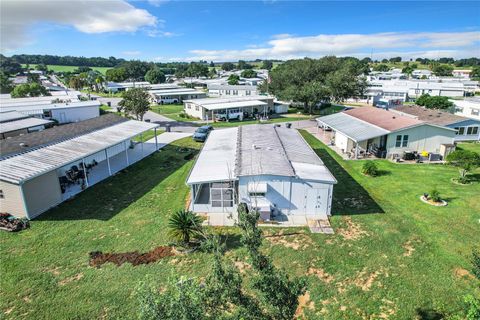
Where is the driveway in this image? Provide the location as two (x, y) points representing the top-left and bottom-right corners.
(144, 111), (199, 133)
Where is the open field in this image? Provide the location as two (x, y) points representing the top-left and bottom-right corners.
(0, 135), (479, 319)
(22, 64), (111, 74)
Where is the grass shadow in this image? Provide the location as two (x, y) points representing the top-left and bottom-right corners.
(37, 140), (200, 221)
(376, 170), (391, 177)
(415, 308), (444, 320)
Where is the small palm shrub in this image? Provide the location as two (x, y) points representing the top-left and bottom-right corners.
(429, 189), (441, 202)
(362, 161), (379, 177)
(168, 209), (203, 245)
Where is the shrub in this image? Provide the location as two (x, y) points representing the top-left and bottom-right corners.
(472, 248), (480, 280)
(167, 209), (203, 245)
(362, 161), (379, 177)
(464, 294), (480, 320)
(429, 189), (441, 202)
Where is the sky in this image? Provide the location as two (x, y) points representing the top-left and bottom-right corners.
(1, 0), (479, 62)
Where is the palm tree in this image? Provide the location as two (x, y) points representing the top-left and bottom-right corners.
(168, 209), (203, 244)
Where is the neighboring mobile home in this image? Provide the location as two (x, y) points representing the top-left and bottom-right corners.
(0, 111), (53, 139)
(0, 114), (160, 219)
(186, 124), (337, 226)
(317, 107), (456, 160)
(207, 84), (258, 97)
(392, 105), (480, 141)
(183, 96), (274, 121)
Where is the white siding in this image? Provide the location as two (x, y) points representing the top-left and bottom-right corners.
(51, 106), (99, 124)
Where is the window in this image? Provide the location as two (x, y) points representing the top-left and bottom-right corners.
(395, 135), (409, 147)
(395, 135), (402, 147)
(458, 127), (465, 135)
(454, 127), (460, 135)
(0, 190), (3, 199)
(246, 90), (251, 96)
(195, 106), (199, 111)
(467, 127), (479, 135)
(210, 182), (234, 208)
(402, 135), (409, 147)
(43, 110), (52, 118)
(472, 108), (480, 116)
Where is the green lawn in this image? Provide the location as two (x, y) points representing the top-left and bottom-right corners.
(456, 141), (480, 154)
(149, 104), (191, 122)
(22, 64), (111, 74)
(1, 136), (479, 319)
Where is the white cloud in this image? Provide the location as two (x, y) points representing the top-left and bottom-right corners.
(182, 31), (480, 61)
(122, 50), (141, 56)
(0, 0), (157, 51)
(147, 30), (180, 38)
(148, 0), (170, 7)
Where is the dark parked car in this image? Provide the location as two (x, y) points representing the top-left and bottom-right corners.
(193, 125), (213, 142)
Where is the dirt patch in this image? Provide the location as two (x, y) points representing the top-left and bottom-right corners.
(378, 299), (396, 319)
(4, 307), (14, 315)
(59, 273), (84, 286)
(307, 267), (334, 283)
(402, 238), (421, 257)
(89, 246), (174, 267)
(353, 268), (386, 291)
(44, 266), (61, 276)
(454, 267), (476, 280)
(265, 231), (314, 250)
(336, 217), (369, 241)
(295, 291), (315, 319)
(234, 260), (252, 274)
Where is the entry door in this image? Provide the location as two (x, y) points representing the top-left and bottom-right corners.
(305, 188), (326, 217)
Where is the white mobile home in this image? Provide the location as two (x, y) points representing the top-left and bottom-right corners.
(184, 96), (274, 121)
(0, 111), (54, 139)
(0, 114), (160, 219)
(207, 84), (258, 97)
(0, 100), (100, 124)
(186, 124), (337, 226)
(149, 88), (206, 104)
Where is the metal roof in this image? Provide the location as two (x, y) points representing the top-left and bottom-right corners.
(185, 95), (272, 106)
(0, 118), (53, 134)
(149, 89), (205, 96)
(187, 124), (336, 185)
(237, 125), (294, 177)
(0, 120), (158, 184)
(0, 111), (30, 123)
(186, 128), (238, 184)
(204, 100), (267, 111)
(0, 100), (100, 113)
(317, 113), (390, 142)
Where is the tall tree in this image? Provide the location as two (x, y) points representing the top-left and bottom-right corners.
(106, 67), (127, 82)
(118, 88), (150, 120)
(0, 72), (13, 93)
(241, 69), (257, 78)
(262, 60), (273, 70)
(221, 62), (235, 71)
(228, 74), (240, 85)
(10, 83), (50, 98)
(145, 68), (166, 84)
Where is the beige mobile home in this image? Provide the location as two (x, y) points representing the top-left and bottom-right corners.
(0, 114), (160, 219)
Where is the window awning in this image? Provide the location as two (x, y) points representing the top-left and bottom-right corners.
(247, 181), (267, 193)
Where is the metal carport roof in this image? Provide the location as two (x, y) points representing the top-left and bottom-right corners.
(0, 120), (159, 184)
(316, 113), (390, 142)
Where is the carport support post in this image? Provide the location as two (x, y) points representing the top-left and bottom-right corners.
(82, 158), (89, 187)
(140, 133), (144, 156)
(154, 127), (158, 151)
(105, 149), (112, 176)
(355, 142), (359, 159)
(124, 140), (130, 165)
